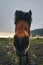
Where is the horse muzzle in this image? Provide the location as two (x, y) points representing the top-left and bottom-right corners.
(14, 35), (30, 56)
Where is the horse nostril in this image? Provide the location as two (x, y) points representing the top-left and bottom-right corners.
(22, 36), (29, 49)
(14, 35), (20, 49)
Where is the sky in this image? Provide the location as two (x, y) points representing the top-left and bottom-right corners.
(0, 0), (43, 32)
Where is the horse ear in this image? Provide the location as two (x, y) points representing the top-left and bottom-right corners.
(29, 10), (32, 17)
(15, 10), (18, 15)
(15, 10), (18, 25)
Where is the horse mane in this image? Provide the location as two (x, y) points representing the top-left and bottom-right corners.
(14, 10), (32, 25)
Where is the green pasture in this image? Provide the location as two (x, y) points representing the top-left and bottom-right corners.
(30, 38), (43, 44)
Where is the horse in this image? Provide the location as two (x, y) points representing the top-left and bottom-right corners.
(13, 10), (32, 65)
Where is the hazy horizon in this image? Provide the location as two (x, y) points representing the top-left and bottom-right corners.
(0, 32), (14, 38)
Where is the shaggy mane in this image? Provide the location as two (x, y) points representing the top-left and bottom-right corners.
(14, 10), (32, 25)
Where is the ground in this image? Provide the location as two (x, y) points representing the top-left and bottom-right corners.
(0, 38), (43, 65)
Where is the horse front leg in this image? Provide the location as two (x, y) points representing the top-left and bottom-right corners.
(19, 56), (22, 65)
(25, 52), (30, 65)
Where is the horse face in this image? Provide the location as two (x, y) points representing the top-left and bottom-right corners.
(13, 10), (32, 55)
(14, 20), (30, 52)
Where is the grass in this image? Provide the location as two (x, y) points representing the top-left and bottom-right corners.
(30, 38), (43, 65)
(0, 38), (43, 65)
(30, 38), (43, 44)
(39, 62), (43, 65)
(0, 38), (10, 44)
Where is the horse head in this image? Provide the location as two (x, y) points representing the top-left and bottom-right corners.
(13, 10), (32, 56)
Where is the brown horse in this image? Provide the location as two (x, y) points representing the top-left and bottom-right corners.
(13, 10), (32, 65)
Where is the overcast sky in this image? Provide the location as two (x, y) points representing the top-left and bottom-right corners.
(0, 0), (43, 32)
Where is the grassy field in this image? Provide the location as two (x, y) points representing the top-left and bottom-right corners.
(0, 38), (43, 65)
(30, 38), (43, 44)
(30, 38), (43, 65)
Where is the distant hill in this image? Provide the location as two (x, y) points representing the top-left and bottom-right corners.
(30, 28), (43, 36)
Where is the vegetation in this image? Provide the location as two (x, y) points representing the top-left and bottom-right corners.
(30, 38), (43, 44)
(30, 38), (43, 65)
(0, 38), (43, 65)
